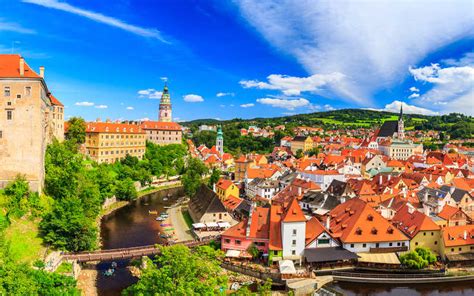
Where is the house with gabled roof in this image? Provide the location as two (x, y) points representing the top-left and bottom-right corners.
(327, 198), (409, 253)
(392, 205), (441, 254)
(188, 185), (237, 225)
(437, 205), (472, 227)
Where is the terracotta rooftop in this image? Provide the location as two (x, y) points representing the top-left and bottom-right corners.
(140, 121), (182, 131)
(86, 122), (145, 134)
(0, 54), (40, 78)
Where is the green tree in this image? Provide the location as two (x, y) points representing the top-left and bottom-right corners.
(123, 245), (227, 296)
(40, 198), (97, 252)
(247, 243), (260, 259)
(295, 149), (304, 159)
(182, 158), (208, 197)
(114, 178), (138, 201)
(208, 168), (221, 189)
(3, 175), (30, 218)
(65, 117), (86, 144)
(257, 278), (273, 296)
(400, 247), (437, 269)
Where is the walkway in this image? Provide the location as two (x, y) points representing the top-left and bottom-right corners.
(168, 205), (193, 241)
(63, 237), (218, 262)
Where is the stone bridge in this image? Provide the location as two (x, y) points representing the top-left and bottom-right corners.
(63, 237), (219, 262)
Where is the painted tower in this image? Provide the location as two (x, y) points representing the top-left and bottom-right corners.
(216, 125), (224, 155)
(159, 83), (172, 122)
(397, 104), (405, 140)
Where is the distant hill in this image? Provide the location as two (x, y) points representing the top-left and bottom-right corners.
(183, 109), (473, 140)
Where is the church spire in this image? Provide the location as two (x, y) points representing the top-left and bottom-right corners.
(399, 104), (403, 121)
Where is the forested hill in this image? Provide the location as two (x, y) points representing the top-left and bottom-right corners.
(183, 109), (473, 139)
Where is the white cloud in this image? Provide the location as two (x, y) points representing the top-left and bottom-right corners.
(219, 104), (226, 108)
(409, 86), (419, 92)
(138, 117), (150, 122)
(23, 0), (167, 42)
(241, 73), (344, 96)
(126, 106), (134, 110)
(183, 94), (204, 102)
(409, 58), (474, 115)
(408, 93), (420, 99)
(160, 77), (168, 82)
(94, 104), (108, 109)
(0, 19), (35, 34)
(138, 89), (162, 99)
(324, 104), (335, 111)
(240, 103), (255, 108)
(234, 0), (473, 104)
(369, 100), (438, 115)
(256, 97), (309, 110)
(75, 101), (94, 107)
(216, 92), (235, 97)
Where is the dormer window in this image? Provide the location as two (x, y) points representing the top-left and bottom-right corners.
(367, 214), (374, 221)
(387, 227), (394, 234)
(355, 228), (362, 235)
(371, 227), (378, 234)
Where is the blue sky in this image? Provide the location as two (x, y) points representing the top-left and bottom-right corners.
(1, 0), (473, 121)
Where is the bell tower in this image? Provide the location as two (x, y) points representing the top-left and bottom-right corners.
(397, 104), (405, 140)
(159, 83), (172, 122)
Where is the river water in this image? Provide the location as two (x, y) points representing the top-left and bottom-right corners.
(96, 188), (473, 295)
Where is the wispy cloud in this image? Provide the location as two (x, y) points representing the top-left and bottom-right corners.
(256, 97), (309, 110)
(183, 94), (204, 102)
(0, 19), (35, 34)
(94, 105), (108, 109)
(23, 0), (168, 42)
(240, 103), (254, 108)
(126, 106), (134, 110)
(216, 92), (235, 97)
(75, 101), (94, 106)
(234, 0), (473, 105)
(409, 86), (419, 92)
(368, 100), (438, 115)
(408, 93), (420, 99)
(137, 88), (162, 99)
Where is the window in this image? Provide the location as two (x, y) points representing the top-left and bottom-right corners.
(4, 86), (10, 96)
(415, 242), (419, 246)
(235, 240), (241, 245)
(389, 243), (393, 247)
(435, 241), (438, 245)
(6, 110), (12, 120)
(0, 130), (2, 138)
(362, 243), (366, 248)
(292, 229), (297, 236)
(292, 240), (296, 246)
(350, 244), (354, 248)
(318, 239), (330, 245)
(273, 251), (278, 256)
(23, 86), (30, 95)
(291, 250), (296, 255)
(224, 239), (230, 244)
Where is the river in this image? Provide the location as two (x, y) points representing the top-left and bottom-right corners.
(95, 188), (473, 295)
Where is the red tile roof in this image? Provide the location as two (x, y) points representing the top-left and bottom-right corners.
(282, 197), (306, 223)
(0, 54), (40, 78)
(140, 121), (182, 131)
(222, 207), (269, 240)
(86, 122), (145, 134)
(392, 205), (440, 238)
(216, 178), (234, 190)
(221, 195), (243, 211)
(269, 204), (283, 250)
(437, 205), (463, 221)
(329, 198), (408, 243)
(305, 217), (329, 245)
(49, 93), (64, 106)
(442, 225), (474, 247)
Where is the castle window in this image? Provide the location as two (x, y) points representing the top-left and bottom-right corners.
(6, 110), (12, 120)
(4, 86), (10, 97)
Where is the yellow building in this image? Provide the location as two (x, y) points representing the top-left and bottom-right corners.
(83, 121), (146, 164)
(290, 136), (313, 154)
(392, 206), (441, 254)
(49, 93), (65, 141)
(215, 178), (239, 200)
(0, 54), (61, 192)
(440, 225), (474, 260)
(140, 121), (182, 145)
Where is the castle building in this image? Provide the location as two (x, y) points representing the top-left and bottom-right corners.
(139, 84), (182, 145)
(159, 83), (172, 122)
(0, 54), (63, 192)
(216, 125), (224, 155)
(82, 121), (146, 164)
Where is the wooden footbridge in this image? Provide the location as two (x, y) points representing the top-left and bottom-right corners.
(62, 237), (219, 262)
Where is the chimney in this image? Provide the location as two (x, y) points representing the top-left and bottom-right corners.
(298, 186), (302, 196)
(379, 175), (383, 185)
(39, 66), (44, 78)
(464, 230), (467, 240)
(424, 191), (428, 203)
(326, 216), (330, 230)
(388, 174), (391, 181)
(19, 57), (25, 76)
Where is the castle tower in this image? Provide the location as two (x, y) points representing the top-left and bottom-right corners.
(397, 104), (405, 140)
(159, 83), (172, 122)
(216, 125), (224, 155)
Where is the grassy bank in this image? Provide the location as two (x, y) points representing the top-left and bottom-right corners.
(4, 217), (46, 264)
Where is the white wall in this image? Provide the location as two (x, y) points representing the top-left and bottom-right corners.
(342, 240), (409, 253)
(306, 232), (339, 249)
(281, 221), (306, 258)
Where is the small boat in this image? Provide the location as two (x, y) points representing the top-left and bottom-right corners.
(160, 223), (172, 227)
(156, 217), (165, 221)
(148, 210), (158, 215)
(160, 212), (169, 217)
(103, 268), (115, 276)
(111, 262), (118, 268)
(160, 234), (171, 239)
(163, 197), (168, 201)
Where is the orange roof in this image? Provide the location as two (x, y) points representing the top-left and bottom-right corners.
(305, 217), (329, 245)
(216, 178), (234, 190)
(282, 198), (306, 223)
(222, 207), (269, 240)
(49, 93), (64, 107)
(437, 205), (463, 221)
(329, 198), (408, 243)
(140, 121), (182, 131)
(0, 54), (40, 78)
(392, 205), (440, 238)
(221, 195), (242, 211)
(246, 167), (276, 179)
(85, 122), (145, 134)
(387, 159), (404, 168)
(269, 204), (283, 250)
(442, 225), (474, 247)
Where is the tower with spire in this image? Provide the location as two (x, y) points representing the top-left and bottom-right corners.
(216, 125), (224, 155)
(397, 104), (405, 140)
(159, 83), (172, 122)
